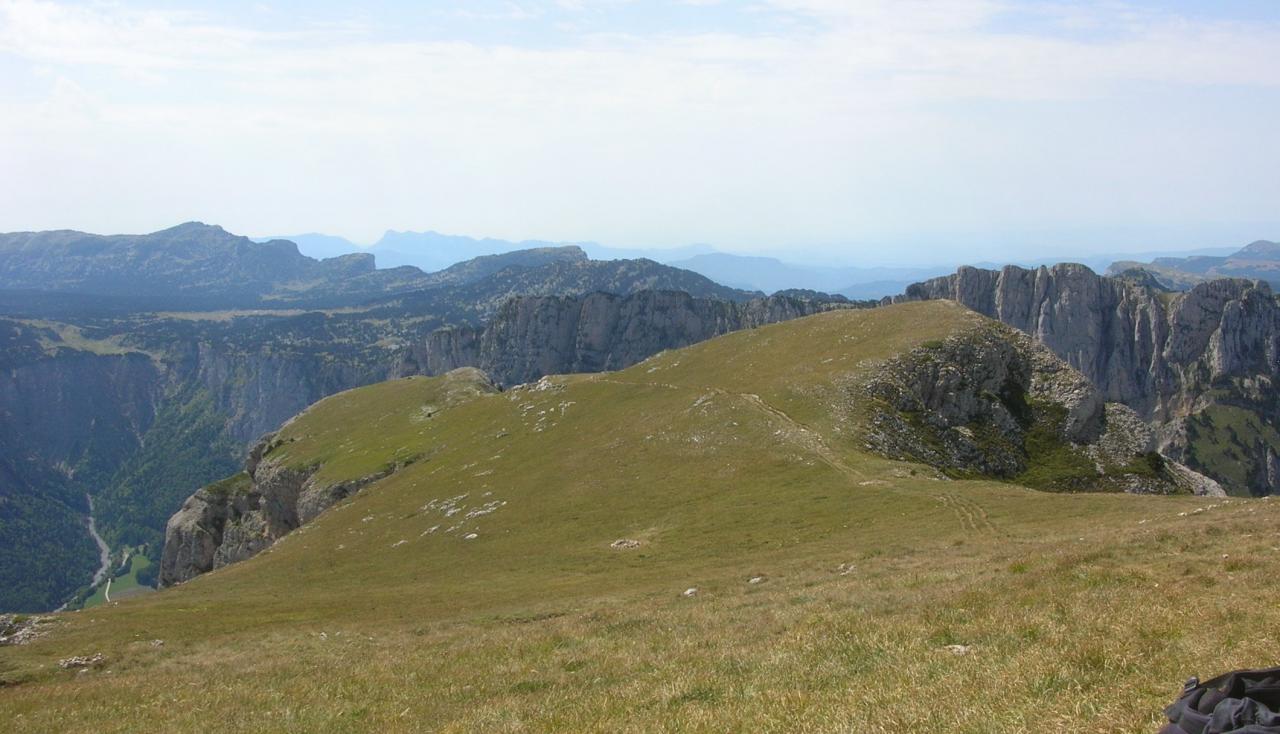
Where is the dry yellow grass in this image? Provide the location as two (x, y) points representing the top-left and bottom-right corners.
(3, 302), (1276, 733)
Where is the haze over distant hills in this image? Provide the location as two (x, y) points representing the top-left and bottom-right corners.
(0, 223), (750, 314)
(265, 229), (1258, 300)
(265, 231), (717, 277)
(1108, 240), (1280, 290)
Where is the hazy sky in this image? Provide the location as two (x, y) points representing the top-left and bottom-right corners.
(1, 0), (1278, 265)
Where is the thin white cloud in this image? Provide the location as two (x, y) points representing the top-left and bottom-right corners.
(0, 0), (1277, 258)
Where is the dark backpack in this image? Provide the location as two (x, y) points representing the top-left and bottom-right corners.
(1161, 667), (1280, 734)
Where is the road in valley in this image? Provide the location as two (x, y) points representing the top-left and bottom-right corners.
(86, 494), (110, 588)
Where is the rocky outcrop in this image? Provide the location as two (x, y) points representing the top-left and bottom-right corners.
(862, 323), (1220, 495)
(159, 367), (501, 586)
(891, 264), (1280, 494)
(405, 290), (847, 386)
(891, 265), (1278, 414)
(864, 327), (1080, 472)
(157, 436), (405, 587)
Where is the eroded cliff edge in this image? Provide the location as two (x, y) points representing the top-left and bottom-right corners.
(403, 290), (847, 386)
(159, 368), (498, 587)
(890, 264), (1279, 494)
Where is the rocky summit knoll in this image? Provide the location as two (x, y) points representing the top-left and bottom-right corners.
(159, 303), (1218, 586)
(891, 263), (1279, 495)
(9, 302), (1275, 733)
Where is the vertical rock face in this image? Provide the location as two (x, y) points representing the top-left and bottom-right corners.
(407, 290), (842, 387)
(860, 321), (1217, 494)
(0, 343), (164, 612)
(169, 340), (400, 445)
(0, 350), (162, 478)
(893, 264), (1280, 494)
(157, 436), (402, 587)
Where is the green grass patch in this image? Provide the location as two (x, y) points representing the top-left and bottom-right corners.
(0, 303), (1266, 733)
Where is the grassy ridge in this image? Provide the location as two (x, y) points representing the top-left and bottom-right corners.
(2, 302), (1277, 732)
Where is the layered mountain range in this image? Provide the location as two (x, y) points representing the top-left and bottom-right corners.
(0, 223), (750, 313)
(20, 301), (1280, 733)
(1109, 239), (1280, 290)
(3, 223), (1279, 616)
(0, 223), (839, 611)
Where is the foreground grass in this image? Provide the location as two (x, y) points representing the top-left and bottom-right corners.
(3, 303), (1277, 732)
(5, 491), (1274, 733)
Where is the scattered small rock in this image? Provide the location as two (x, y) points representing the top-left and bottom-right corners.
(681, 587), (699, 598)
(58, 653), (105, 670)
(748, 576), (766, 585)
(150, 639), (164, 648)
(836, 563), (855, 576)
(941, 644), (972, 656)
(0, 614), (52, 646)
(610, 539), (642, 550)
(463, 533), (478, 540)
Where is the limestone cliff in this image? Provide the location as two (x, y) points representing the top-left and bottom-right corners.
(157, 368), (499, 587)
(862, 322), (1220, 495)
(891, 264), (1279, 494)
(404, 290), (843, 386)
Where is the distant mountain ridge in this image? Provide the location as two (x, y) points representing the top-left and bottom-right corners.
(271, 228), (1257, 300)
(666, 252), (949, 298)
(0, 224), (750, 313)
(264, 229), (717, 273)
(0, 223), (378, 305)
(269, 231), (948, 298)
(1108, 239), (1280, 289)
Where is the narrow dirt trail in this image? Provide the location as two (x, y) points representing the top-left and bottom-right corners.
(727, 391), (866, 481)
(936, 493), (996, 533)
(592, 376), (999, 530)
(587, 376), (866, 482)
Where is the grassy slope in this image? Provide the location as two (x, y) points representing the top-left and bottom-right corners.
(3, 302), (1279, 733)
